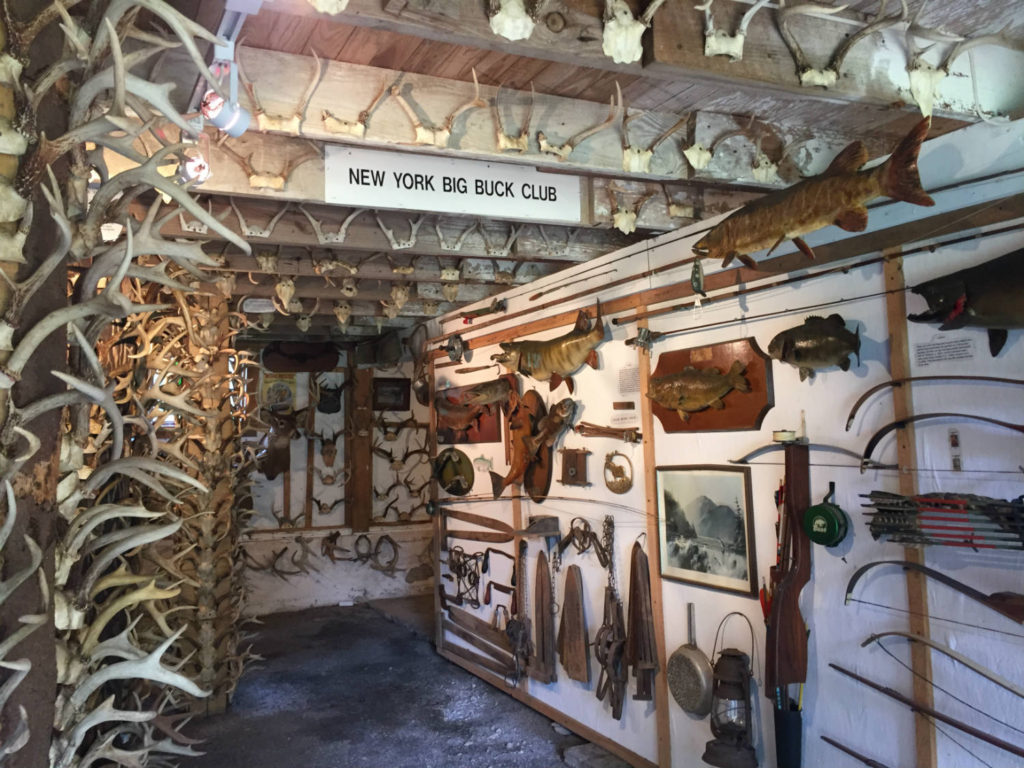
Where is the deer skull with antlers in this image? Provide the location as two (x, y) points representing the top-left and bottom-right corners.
(602, 0), (667, 64)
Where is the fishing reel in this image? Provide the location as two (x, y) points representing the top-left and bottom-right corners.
(803, 481), (849, 547)
(440, 334), (465, 363)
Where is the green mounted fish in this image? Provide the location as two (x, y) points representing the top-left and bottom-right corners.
(491, 302), (605, 394)
(647, 360), (750, 421)
(768, 314), (860, 381)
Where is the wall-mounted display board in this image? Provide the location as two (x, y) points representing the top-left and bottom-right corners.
(428, 118), (1024, 768)
(648, 338), (773, 433)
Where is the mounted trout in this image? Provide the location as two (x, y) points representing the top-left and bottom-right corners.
(647, 360), (750, 421)
(435, 394), (484, 441)
(491, 302), (605, 394)
(693, 117), (935, 268)
(451, 373), (519, 414)
(490, 390), (545, 498)
(908, 248), (1024, 356)
(525, 398), (575, 458)
(768, 314), (860, 381)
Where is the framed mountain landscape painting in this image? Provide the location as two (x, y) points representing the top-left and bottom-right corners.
(655, 465), (757, 597)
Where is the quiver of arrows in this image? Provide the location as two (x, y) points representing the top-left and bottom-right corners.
(863, 491), (1024, 551)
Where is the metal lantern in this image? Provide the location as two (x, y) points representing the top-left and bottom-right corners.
(703, 649), (757, 768)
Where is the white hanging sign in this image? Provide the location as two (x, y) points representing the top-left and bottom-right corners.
(324, 145), (582, 224)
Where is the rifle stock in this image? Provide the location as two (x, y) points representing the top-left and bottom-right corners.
(765, 442), (811, 693)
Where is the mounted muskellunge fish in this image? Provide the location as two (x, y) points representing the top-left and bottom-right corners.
(491, 302), (605, 394)
(693, 117), (935, 268)
(768, 314), (860, 382)
(647, 361), (750, 421)
(908, 248), (1024, 356)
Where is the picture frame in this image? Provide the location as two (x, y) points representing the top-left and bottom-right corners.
(372, 377), (411, 411)
(655, 464), (757, 597)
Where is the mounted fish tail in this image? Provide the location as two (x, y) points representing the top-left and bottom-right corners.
(692, 117), (935, 269)
(491, 301), (605, 394)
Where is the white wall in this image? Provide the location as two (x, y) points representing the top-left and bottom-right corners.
(436, 117), (1024, 767)
(242, 360), (434, 617)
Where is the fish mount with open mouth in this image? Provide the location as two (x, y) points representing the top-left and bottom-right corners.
(908, 247), (1024, 357)
(491, 301), (605, 394)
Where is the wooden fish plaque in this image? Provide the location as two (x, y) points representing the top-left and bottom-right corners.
(435, 383), (503, 445)
(648, 337), (774, 433)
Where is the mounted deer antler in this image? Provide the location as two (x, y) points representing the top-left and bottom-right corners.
(389, 72), (486, 148)
(696, 0), (771, 61)
(218, 141), (321, 192)
(231, 199), (291, 238)
(435, 220), (478, 252)
(322, 76), (390, 138)
(619, 84), (689, 173)
(492, 82), (534, 153)
(906, 3), (1018, 117)
(376, 214), (425, 250)
(237, 44), (324, 134)
(603, 0), (667, 64)
(538, 88), (621, 160)
(607, 182), (655, 234)
(478, 223), (520, 258)
(301, 204), (366, 245)
(777, 1), (851, 87)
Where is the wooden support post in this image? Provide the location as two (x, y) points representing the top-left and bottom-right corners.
(883, 252), (936, 768)
(637, 308), (672, 768)
(304, 378), (316, 527)
(349, 367), (375, 531)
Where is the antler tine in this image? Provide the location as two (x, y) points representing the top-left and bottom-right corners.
(941, 24), (1020, 73)
(829, 0), (907, 78)
(234, 38), (264, 116)
(299, 48), (325, 123)
(218, 142), (257, 180)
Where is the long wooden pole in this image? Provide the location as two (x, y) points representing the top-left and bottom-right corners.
(637, 307), (672, 767)
(883, 252), (936, 768)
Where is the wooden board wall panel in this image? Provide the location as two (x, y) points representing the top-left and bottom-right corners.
(241, 11), (317, 54)
(883, 254), (937, 768)
(638, 309), (672, 768)
(349, 367), (375, 532)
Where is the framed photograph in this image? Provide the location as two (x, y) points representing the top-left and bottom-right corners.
(655, 464), (757, 597)
(372, 377), (411, 411)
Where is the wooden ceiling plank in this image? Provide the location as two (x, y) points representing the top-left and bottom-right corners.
(306, 18), (360, 59)
(267, 0), (638, 75)
(147, 199), (619, 263)
(244, 9), (318, 55)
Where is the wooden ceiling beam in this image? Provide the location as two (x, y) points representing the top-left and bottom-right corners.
(217, 250), (556, 286)
(145, 197), (621, 263)
(255, 0), (628, 76)
(240, 279), (500, 304)
(260, 0), (1020, 120)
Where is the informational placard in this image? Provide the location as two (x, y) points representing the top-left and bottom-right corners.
(324, 145), (582, 224)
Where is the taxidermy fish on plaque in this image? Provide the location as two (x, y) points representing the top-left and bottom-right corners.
(648, 338), (773, 433)
(768, 314), (860, 381)
(491, 301), (605, 393)
(908, 248), (1024, 357)
(692, 117), (934, 269)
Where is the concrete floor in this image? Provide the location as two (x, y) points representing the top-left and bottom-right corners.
(187, 601), (601, 768)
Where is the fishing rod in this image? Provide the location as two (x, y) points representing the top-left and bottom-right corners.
(625, 286), (904, 347)
(612, 217), (1024, 328)
(614, 253), (888, 327)
(529, 269), (618, 301)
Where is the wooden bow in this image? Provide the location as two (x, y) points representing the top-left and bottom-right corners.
(845, 560), (1024, 625)
(860, 413), (1024, 472)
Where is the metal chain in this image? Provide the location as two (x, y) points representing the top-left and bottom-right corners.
(603, 515), (617, 599)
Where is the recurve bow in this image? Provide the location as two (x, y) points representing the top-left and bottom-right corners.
(861, 631), (1024, 698)
(861, 413), (1024, 472)
(846, 560), (1024, 624)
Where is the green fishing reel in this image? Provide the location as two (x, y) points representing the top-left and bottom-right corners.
(803, 481), (849, 547)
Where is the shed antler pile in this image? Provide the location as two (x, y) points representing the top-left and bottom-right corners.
(0, 1), (255, 763)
